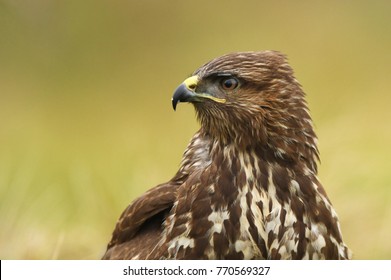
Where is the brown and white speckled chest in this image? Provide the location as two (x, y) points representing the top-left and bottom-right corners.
(146, 138), (350, 260)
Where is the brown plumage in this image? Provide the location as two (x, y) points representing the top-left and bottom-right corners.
(102, 51), (351, 260)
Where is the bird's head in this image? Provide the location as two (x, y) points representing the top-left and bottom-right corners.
(172, 51), (319, 171)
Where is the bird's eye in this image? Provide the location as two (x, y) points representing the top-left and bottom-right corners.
(221, 77), (238, 90)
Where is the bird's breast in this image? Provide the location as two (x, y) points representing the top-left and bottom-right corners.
(164, 159), (270, 259)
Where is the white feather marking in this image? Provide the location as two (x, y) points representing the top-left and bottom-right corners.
(208, 210), (229, 234)
(234, 240), (254, 259)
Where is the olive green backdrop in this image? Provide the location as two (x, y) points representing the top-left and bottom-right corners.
(1, 0), (390, 259)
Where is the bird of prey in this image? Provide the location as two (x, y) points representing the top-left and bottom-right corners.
(103, 51), (351, 260)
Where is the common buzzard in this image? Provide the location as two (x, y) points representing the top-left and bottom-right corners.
(103, 51), (351, 260)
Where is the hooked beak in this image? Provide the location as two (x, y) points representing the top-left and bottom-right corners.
(172, 76), (199, 111)
(171, 75), (226, 110)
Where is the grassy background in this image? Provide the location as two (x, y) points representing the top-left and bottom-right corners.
(0, 0), (390, 259)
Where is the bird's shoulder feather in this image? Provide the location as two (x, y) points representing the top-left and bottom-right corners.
(102, 182), (177, 259)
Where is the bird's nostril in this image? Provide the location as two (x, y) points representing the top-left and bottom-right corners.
(188, 84), (196, 90)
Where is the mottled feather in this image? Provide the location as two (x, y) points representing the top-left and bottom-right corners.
(103, 51), (351, 260)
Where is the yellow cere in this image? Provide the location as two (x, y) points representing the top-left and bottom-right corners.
(183, 75), (199, 91)
(183, 75), (226, 103)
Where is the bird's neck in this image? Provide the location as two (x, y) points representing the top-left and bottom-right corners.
(178, 130), (318, 198)
(195, 98), (320, 174)
(178, 132), (265, 193)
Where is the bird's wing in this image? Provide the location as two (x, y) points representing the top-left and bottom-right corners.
(102, 182), (178, 259)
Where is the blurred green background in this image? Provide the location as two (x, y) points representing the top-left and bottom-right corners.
(0, 0), (390, 259)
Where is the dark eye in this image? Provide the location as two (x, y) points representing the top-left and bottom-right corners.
(221, 77), (238, 90)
